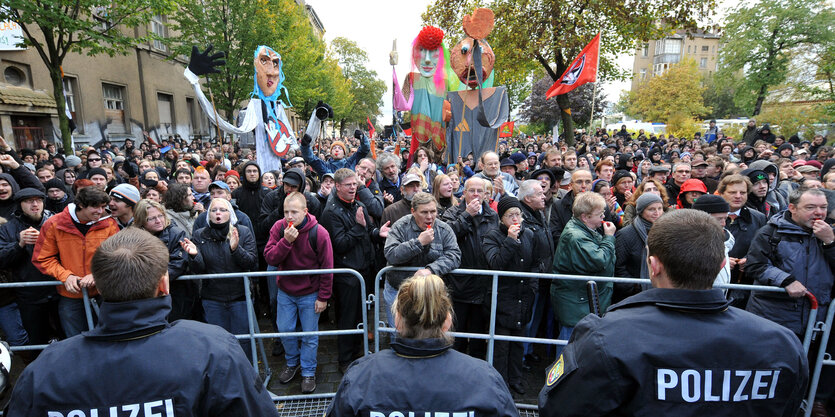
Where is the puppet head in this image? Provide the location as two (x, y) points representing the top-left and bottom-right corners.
(411, 26), (447, 92)
(253, 45), (285, 100)
(450, 8), (496, 88)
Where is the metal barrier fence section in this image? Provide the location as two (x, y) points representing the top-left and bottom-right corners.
(1, 267), (829, 417)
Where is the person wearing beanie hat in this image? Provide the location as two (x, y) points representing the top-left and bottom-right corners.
(676, 178), (707, 209)
(692, 194), (734, 294)
(300, 129), (369, 177)
(777, 143), (794, 158)
(482, 193), (536, 393)
(109, 184), (139, 229)
(635, 193), (663, 216)
(86, 167), (108, 190)
(44, 178), (72, 213)
(614, 191), (665, 294)
(611, 170), (635, 207)
(64, 155), (81, 169)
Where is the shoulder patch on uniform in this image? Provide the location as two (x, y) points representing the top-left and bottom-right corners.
(546, 354), (565, 386)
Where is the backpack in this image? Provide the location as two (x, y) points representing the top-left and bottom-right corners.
(279, 223), (319, 255)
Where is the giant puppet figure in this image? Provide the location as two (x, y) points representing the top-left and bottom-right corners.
(183, 45), (332, 173)
(445, 8), (509, 164)
(392, 26), (450, 161)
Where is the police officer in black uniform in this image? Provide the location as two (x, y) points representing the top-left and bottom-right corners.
(538, 209), (808, 417)
(5, 228), (279, 417)
(328, 274), (519, 417)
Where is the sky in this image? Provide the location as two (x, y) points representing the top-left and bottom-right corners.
(304, 0), (734, 121)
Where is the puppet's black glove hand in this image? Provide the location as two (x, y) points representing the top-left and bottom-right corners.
(188, 45), (226, 76)
(301, 134), (313, 147)
(315, 101), (333, 120)
(354, 130), (364, 140)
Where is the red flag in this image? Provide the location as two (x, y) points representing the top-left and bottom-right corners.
(546, 33), (600, 99)
(367, 117), (376, 138)
(499, 121), (514, 138)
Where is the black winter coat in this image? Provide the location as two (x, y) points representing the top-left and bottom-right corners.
(521, 202), (554, 274)
(189, 224), (257, 302)
(259, 187), (321, 232)
(483, 225), (537, 329)
(726, 206), (767, 284)
(440, 200), (499, 304)
(614, 220), (647, 279)
(0, 210), (58, 303)
(232, 163), (270, 246)
(319, 195), (380, 271)
(356, 180), (384, 223)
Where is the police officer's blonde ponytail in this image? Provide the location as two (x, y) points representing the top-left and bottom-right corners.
(392, 274), (453, 342)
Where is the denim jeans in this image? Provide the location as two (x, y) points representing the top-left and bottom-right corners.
(0, 303), (29, 346)
(383, 281), (398, 329)
(202, 299), (251, 361)
(555, 325), (574, 357)
(58, 297), (92, 338)
(277, 290), (320, 377)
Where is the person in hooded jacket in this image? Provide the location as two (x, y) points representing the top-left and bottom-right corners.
(0, 154), (45, 220)
(232, 161), (270, 261)
(676, 178), (707, 209)
(749, 159), (789, 215)
(132, 199), (191, 322)
(483, 196), (537, 396)
(0, 188), (61, 346)
(264, 191), (333, 394)
(758, 123), (777, 144)
(260, 167), (321, 233)
(183, 197), (257, 360)
(43, 177), (72, 214)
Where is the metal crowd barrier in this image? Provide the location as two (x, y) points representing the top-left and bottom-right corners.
(373, 267), (823, 411)
(0, 268), (827, 415)
(806, 300), (835, 417)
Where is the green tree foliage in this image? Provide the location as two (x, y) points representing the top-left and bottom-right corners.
(330, 37), (386, 134)
(423, 0), (713, 145)
(520, 75), (606, 132)
(702, 73), (747, 119)
(627, 59), (709, 123)
(168, 0), (349, 124)
(1, 0), (173, 151)
(717, 0), (835, 116)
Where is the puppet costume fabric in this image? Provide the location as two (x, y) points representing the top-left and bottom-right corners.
(446, 88), (509, 162)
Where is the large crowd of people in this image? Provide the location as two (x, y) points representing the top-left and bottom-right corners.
(0, 123), (833, 413)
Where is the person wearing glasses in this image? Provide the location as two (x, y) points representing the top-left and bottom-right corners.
(131, 199), (190, 322)
(483, 195), (538, 396)
(551, 192), (616, 354)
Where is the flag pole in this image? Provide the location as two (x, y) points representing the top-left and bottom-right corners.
(589, 32), (601, 135)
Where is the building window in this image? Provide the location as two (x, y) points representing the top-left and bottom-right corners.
(151, 15), (168, 52)
(157, 93), (173, 130)
(664, 39), (682, 55)
(3, 66), (25, 86)
(63, 77), (82, 133)
(642, 43), (649, 57)
(687, 45), (691, 54)
(700, 58), (708, 68)
(639, 68), (647, 80)
(702, 45), (709, 52)
(102, 83), (127, 133)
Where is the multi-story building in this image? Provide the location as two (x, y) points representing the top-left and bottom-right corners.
(0, 2), (323, 151)
(631, 28), (721, 92)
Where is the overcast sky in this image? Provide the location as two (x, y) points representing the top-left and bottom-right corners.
(304, 0), (740, 120)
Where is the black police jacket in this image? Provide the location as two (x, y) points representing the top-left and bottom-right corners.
(538, 288), (808, 417)
(5, 296), (278, 417)
(327, 337), (518, 417)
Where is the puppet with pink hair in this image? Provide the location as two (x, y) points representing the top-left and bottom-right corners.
(392, 26), (450, 160)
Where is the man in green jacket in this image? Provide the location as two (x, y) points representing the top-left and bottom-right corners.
(552, 191), (616, 354)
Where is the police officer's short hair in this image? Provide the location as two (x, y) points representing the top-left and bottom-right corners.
(648, 209), (725, 290)
(91, 228), (170, 302)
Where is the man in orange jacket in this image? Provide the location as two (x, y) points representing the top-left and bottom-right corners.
(33, 186), (119, 337)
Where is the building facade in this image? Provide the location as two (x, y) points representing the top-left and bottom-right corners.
(630, 28), (721, 92)
(0, 2), (324, 151)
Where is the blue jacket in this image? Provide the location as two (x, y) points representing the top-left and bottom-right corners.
(745, 211), (835, 335)
(301, 133), (370, 176)
(328, 337), (518, 417)
(5, 296), (278, 417)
